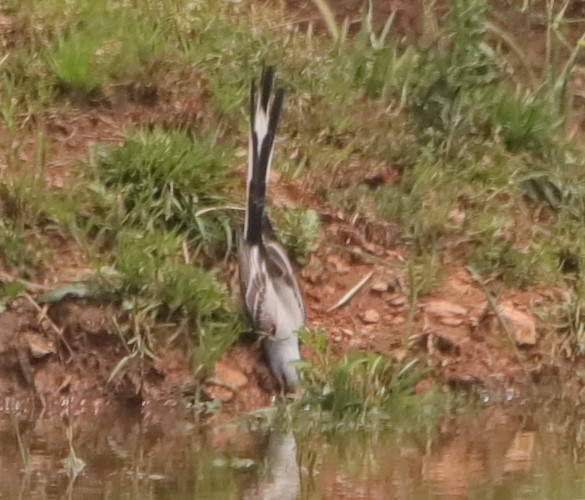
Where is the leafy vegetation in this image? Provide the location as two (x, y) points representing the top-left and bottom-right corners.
(297, 328), (440, 425)
(46, 2), (164, 101)
(88, 127), (235, 257)
(271, 207), (321, 265)
(79, 127), (243, 371)
(315, 0), (585, 298)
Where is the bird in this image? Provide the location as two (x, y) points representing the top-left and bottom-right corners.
(237, 66), (305, 393)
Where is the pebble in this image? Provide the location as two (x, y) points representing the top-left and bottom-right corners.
(424, 300), (468, 317)
(497, 303), (537, 346)
(439, 316), (465, 327)
(361, 309), (380, 324)
(214, 362), (248, 388)
(371, 282), (388, 293)
(389, 296), (407, 307)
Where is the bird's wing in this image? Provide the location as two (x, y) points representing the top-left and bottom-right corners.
(238, 241), (275, 334)
(264, 240), (305, 331)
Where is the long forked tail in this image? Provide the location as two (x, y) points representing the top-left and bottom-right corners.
(244, 66), (285, 244)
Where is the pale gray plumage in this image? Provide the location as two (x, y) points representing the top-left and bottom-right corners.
(237, 67), (305, 392)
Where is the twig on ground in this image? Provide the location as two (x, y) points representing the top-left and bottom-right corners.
(327, 270), (374, 312)
(195, 205), (245, 217)
(182, 240), (190, 264)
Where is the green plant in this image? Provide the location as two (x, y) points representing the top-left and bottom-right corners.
(271, 207), (320, 265)
(489, 89), (562, 158)
(298, 328), (433, 423)
(89, 127), (235, 257)
(45, 1), (164, 100)
(112, 229), (241, 371)
(0, 220), (41, 278)
(0, 128), (48, 228)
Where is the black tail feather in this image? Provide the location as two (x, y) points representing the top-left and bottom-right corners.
(244, 67), (284, 244)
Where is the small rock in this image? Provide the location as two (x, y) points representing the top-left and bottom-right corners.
(341, 328), (354, 337)
(414, 378), (433, 395)
(393, 348), (407, 362)
(433, 330), (465, 352)
(428, 324), (468, 351)
(361, 309), (380, 324)
(24, 332), (56, 358)
(214, 362), (248, 389)
(206, 361), (248, 403)
(425, 300), (468, 317)
(326, 254), (350, 274)
(391, 316), (406, 325)
(497, 303), (537, 346)
(439, 316), (464, 327)
(389, 296), (407, 307)
(387, 279), (400, 292)
(206, 386), (234, 403)
(371, 282), (388, 293)
(304, 289), (323, 302)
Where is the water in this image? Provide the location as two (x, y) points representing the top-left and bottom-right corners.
(1, 402), (585, 499)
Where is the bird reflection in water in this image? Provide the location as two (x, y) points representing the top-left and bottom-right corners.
(244, 430), (300, 500)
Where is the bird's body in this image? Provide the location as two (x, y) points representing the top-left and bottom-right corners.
(237, 67), (305, 392)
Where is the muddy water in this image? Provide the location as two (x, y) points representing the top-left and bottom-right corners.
(0, 403), (584, 499)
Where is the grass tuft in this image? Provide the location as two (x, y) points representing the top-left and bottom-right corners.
(298, 328), (436, 423)
(44, 1), (165, 101)
(89, 127), (235, 257)
(113, 229), (241, 371)
(271, 207), (321, 265)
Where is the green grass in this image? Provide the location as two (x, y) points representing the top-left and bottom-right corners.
(313, 0), (585, 293)
(47, 5), (164, 101)
(43, 0), (165, 101)
(87, 127), (235, 258)
(0, 220), (41, 279)
(112, 229), (241, 371)
(296, 328), (439, 425)
(271, 207), (321, 266)
(77, 126), (243, 370)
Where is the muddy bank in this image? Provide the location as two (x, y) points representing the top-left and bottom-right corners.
(0, 298), (192, 415)
(1, 212), (583, 418)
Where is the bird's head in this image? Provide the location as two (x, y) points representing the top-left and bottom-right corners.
(264, 335), (301, 393)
